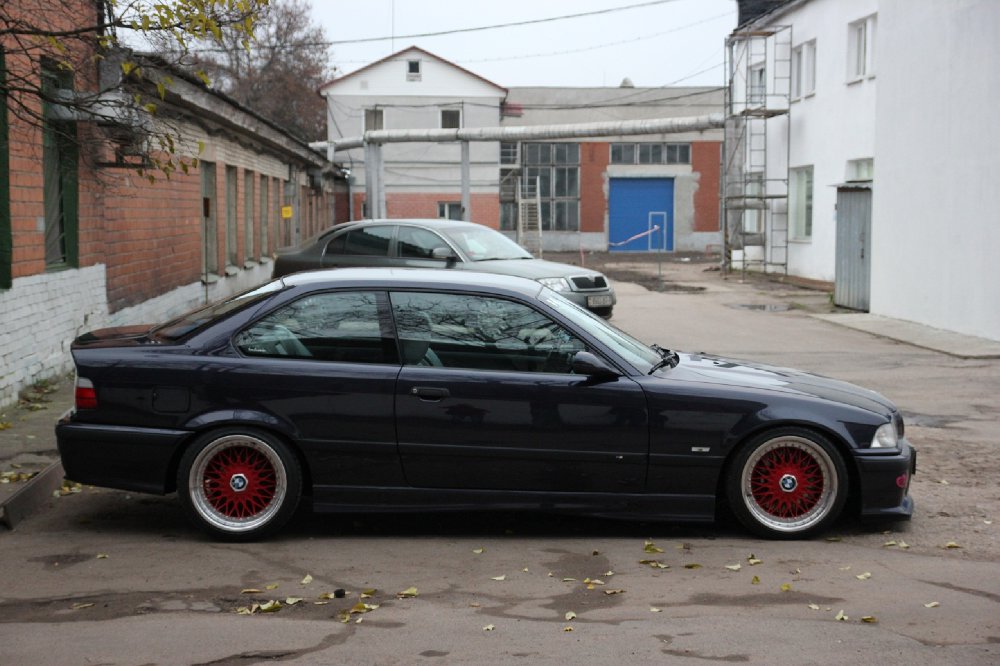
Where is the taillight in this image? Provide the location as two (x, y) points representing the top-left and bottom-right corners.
(75, 377), (98, 410)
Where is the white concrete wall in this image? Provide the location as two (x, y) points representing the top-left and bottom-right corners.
(870, 0), (1000, 341)
(0, 262), (274, 409)
(324, 49), (504, 202)
(755, 0), (879, 282)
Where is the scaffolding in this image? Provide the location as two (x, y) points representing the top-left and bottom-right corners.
(723, 25), (792, 277)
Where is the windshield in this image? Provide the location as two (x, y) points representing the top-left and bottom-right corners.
(543, 292), (661, 373)
(442, 227), (533, 261)
(153, 281), (285, 341)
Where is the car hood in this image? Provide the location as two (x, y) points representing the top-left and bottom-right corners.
(465, 258), (606, 281)
(667, 352), (896, 416)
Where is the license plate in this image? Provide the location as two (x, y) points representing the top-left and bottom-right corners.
(587, 295), (613, 307)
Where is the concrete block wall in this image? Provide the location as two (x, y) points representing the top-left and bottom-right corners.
(0, 266), (108, 407)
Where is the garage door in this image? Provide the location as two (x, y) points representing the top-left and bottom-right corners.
(609, 178), (674, 252)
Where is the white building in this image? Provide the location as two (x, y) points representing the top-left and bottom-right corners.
(727, 0), (999, 342)
(319, 46), (507, 227)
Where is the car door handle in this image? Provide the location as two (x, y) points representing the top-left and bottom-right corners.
(410, 387), (450, 401)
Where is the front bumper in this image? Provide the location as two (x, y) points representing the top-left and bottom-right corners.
(562, 289), (617, 313)
(854, 439), (916, 520)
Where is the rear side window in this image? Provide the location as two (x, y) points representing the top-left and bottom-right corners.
(235, 291), (397, 364)
(343, 226), (392, 256)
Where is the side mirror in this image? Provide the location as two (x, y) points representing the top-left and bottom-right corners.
(571, 351), (620, 380)
(431, 247), (458, 267)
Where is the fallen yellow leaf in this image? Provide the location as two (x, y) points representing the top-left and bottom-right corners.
(473, 547), (485, 554)
(644, 541), (664, 554)
(808, 603), (820, 610)
(563, 626), (574, 632)
(856, 572), (872, 581)
(265, 583), (279, 591)
(285, 597), (303, 605)
(483, 624), (496, 631)
(725, 563), (742, 571)
(944, 541), (962, 549)
(300, 574), (313, 585)
(650, 607), (662, 613)
(96, 554), (109, 559)
(683, 563), (702, 570)
(834, 609), (848, 621)
(751, 575), (761, 585)
(259, 600), (282, 613)
(565, 611), (576, 621)
(604, 589), (625, 595)
(397, 587), (419, 598)
(924, 601), (940, 608)
(361, 588), (377, 598)
(861, 616), (878, 623)
(241, 588), (262, 594)
(71, 602), (94, 610)
(491, 575), (506, 581)
(780, 583), (792, 592)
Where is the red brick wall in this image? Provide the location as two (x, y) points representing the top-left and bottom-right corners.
(352, 193), (500, 229)
(580, 142), (610, 234)
(692, 141), (721, 233)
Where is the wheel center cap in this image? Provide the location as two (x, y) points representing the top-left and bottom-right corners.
(229, 473), (249, 492)
(779, 474), (798, 492)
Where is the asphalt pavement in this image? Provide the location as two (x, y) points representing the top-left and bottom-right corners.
(1, 256), (998, 665)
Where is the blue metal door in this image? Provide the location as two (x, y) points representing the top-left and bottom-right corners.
(609, 178), (674, 252)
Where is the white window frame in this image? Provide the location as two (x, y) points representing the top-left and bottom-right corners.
(440, 108), (461, 129)
(749, 63), (766, 105)
(406, 59), (421, 81)
(790, 166), (814, 241)
(792, 40), (817, 99)
(847, 15), (877, 82)
(847, 158), (874, 182)
(438, 202), (463, 220)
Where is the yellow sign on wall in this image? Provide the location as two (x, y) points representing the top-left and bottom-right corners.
(281, 205), (293, 219)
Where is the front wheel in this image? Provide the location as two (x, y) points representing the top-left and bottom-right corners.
(177, 428), (302, 541)
(726, 428), (848, 539)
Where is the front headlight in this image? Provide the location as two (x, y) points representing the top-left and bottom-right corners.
(871, 423), (899, 449)
(538, 277), (572, 292)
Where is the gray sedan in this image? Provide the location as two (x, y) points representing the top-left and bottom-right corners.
(273, 219), (617, 317)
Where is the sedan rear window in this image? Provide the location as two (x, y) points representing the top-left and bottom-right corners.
(153, 282), (284, 341)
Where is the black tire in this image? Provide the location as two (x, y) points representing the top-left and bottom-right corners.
(726, 427), (848, 539)
(177, 427), (302, 541)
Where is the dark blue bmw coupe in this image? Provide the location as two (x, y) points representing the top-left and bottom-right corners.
(56, 269), (914, 541)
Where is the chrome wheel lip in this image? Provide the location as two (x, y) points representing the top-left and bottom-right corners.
(741, 436), (837, 534)
(188, 434), (287, 534)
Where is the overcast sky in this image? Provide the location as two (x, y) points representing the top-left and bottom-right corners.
(308, 0), (738, 88)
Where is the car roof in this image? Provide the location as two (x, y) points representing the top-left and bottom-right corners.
(279, 267), (545, 298)
(332, 218), (487, 233)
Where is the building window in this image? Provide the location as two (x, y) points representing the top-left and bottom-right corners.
(200, 162), (218, 275)
(847, 158), (874, 182)
(364, 108), (384, 132)
(790, 166), (814, 240)
(407, 59), (421, 81)
(522, 143), (579, 232)
(225, 166), (238, 267)
(500, 142), (518, 165)
(259, 175), (269, 256)
(438, 202), (463, 220)
(0, 48), (10, 288)
(749, 64), (766, 105)
(792, 40), (817, 99)
(244, 171), (255, 262)
(610, 142), (690, 165)
(848, 15), (876, 81)
(440, 108), (461, 129)
(41, 58), (79, 269)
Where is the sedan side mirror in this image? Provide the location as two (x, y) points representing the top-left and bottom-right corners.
(571, 351), (620, 380)
(431, 247), (458, 267)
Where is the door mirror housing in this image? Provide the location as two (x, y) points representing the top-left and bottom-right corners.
(431, 247), (458, 266)
(571, 351), (620, 380)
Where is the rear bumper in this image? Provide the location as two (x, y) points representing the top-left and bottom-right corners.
(56, 417), (189, 495)
(855, 439), (916, 520)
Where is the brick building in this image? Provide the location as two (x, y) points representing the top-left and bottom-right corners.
(0, 4), (342, 407)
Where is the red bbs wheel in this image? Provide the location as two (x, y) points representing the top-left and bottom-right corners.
(178, 428), (302, 541)
(727, 428), (847, 539)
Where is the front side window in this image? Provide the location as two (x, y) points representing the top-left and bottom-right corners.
(749, 64), (766, 105)
(848, 16), (876, 80)
(790, 166), (814, 240)
(235, 291), (395, 364)
(390, 291), (585, 373)
(440, 225), (531, 261)
(398, 226), (451, 258)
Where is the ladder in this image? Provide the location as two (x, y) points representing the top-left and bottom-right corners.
(517, 177), (543, 257)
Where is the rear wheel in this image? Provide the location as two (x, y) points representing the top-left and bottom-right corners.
(177, 428), (302, 541)
(726, 428), (847, 539)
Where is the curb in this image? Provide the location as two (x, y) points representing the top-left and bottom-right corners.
(0, 460), (65, 530)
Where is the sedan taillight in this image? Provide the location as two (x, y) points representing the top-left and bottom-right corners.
(75, 377), (98, 410)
